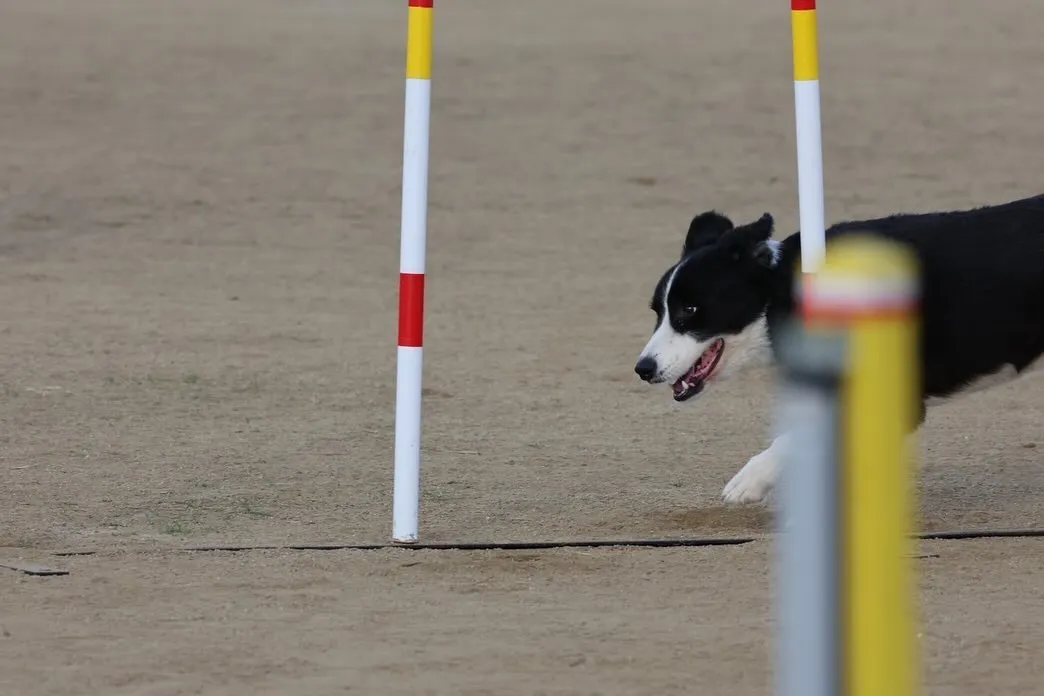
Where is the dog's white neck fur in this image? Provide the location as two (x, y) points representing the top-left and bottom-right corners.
(764, 239), (782, 266)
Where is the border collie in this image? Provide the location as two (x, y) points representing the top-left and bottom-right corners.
(634, 194), (1044, 504)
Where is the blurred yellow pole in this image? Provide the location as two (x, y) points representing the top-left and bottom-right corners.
(802, 235), (921, 696)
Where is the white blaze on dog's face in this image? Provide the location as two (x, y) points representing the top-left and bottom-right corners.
(634, 211), (780, 402)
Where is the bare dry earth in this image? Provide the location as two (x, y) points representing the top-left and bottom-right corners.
(0, 1), (1041, 694)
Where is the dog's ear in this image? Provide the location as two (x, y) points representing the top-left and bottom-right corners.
(747, 212), (774, 242)
(724, 213), (778, 267)
(683, 211), (734, 258)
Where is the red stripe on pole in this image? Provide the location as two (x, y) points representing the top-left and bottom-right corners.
(802, 302), (919, 324)
(791, 0), (816, 9)
(408, 0), (433, 7)
(398, 273), (425, 347)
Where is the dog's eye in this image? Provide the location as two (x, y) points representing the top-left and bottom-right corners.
(684, 305), (700, 315)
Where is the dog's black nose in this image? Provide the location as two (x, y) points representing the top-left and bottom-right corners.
(634, 357), (657, 382)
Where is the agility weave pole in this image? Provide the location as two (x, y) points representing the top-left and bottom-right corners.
(393, 0), (434, 544)
(833, 240), (921, 696)
(791, 0), (827, 272)
(777, 237), (922, 696)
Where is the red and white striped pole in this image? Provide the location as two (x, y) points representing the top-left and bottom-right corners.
(393, 0), (433, 544)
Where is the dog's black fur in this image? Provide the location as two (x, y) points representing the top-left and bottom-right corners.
(683, 193), (1044, 417)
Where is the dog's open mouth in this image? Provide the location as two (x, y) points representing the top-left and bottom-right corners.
(671, 339), (725, 402)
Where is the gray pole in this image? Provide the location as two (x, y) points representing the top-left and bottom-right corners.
(775, 324), (845, 696)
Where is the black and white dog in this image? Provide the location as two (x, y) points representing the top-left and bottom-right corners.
(634, 193), (1044, 504)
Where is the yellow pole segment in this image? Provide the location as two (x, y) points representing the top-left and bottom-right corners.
(804, 235), (921, 696)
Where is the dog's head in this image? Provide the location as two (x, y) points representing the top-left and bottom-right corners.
(634, 210), (780, 401)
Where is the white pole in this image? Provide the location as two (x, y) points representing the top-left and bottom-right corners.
(393, 0), (434, 544)
(777, 3), (835, 694)
(791, 0), (826, 272)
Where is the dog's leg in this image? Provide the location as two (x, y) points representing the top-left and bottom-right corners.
(722, 432), (788, 505)
(721, 399), (927, 506)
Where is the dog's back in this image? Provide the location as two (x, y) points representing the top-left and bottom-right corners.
(779, 193), (1044, 399)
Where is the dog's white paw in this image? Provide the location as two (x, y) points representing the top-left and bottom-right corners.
(722, 447), (780, 505)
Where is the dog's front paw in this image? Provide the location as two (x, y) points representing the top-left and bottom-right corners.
(722, 449), (780, 505)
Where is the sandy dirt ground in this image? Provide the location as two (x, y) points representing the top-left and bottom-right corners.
(0, 0), (1041, 694)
